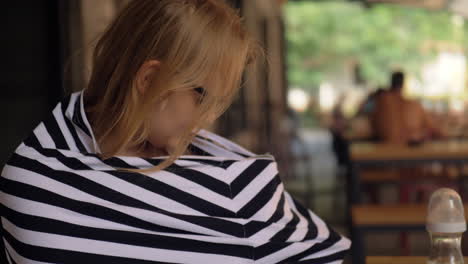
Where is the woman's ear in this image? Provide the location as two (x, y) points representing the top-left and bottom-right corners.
(135, 60), (161, 95)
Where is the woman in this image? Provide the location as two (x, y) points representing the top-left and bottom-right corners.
(0, 0), (350, 263)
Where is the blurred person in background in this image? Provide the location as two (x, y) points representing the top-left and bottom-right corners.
(372, 71), (444, 145)
(356, 87), (384, 118)
(330, 94), (350, 168)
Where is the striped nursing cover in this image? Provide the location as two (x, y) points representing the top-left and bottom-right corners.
(0, 91), (350, 263)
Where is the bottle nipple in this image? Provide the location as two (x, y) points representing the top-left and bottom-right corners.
(427, 188), (466, 233)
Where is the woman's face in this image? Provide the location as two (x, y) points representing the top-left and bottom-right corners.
(147, 89), (203, 151)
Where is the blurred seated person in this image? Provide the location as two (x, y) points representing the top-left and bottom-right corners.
(372, 71), (444, 145)
(330, 95), (350, 167)
(356, 87), (384, 117)
(345, 88), (384, 141)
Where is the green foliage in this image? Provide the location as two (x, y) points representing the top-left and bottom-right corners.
(285, 1), (468, 92)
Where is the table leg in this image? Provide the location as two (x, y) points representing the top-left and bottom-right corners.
(351, 226), (366, 264)
(347, 164), (365, 263)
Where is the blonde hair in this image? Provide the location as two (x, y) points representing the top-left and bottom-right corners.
(83, 0), (260, 172)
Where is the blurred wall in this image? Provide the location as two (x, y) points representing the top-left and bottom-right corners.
(242, 0), (288, 153)
(62, 0), (131, 92)
(1, 1), (64, 167)
(219, 0), (290, 174)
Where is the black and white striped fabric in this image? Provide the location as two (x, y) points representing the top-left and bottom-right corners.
(0, 91), (350, 263)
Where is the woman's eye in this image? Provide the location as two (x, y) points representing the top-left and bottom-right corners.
(193, 87), (206, 104)
(194, 87), (205, 95)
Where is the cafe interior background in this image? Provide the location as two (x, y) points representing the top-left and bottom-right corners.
(3, 0), (468, 263)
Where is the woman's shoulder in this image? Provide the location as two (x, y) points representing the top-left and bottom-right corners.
(194, 130), (256, 158)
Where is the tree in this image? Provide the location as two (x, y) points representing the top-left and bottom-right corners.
(285, 1), (468, 92)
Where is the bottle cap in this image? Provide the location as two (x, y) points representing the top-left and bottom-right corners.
(427, 188), (466, 233)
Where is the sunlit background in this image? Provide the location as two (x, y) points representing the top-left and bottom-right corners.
(283, 0), (468, 259)
(286, 1), (468, 119)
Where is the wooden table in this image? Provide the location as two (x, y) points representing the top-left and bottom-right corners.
(352, 141), (468, 162)
(348, 141), (468, 264)
(353, 204), (468, 227)
(349, 141), (468, 204)
(367, 256), (468, 264)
